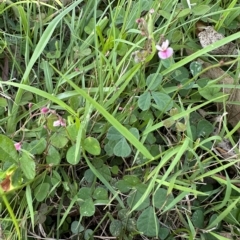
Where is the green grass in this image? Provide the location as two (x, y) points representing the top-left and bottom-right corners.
(0, 0), (240, 239)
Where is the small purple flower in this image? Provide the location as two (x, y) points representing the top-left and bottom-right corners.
(156, 40), (173, 59)
(14, 142), (21, 151)
(53, 118), (66, 127)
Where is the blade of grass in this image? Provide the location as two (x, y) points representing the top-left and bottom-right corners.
(130, 139), (189, 212)
(26, 185), (34, 231)
(215, 0), (238, 31)
(0, 190), (21, 239)
(209, 232), (232, 240)
(194, 160), (239, 181)
(206, 197), (240, 229)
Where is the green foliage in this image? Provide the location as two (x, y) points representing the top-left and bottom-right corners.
(0, 135), (18, 162)
(0, 0), (239, 239)
(137, 206), (159, 237)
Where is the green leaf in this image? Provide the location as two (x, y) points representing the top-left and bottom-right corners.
(197, 78), (210, 88)
(115, 180), (132, 193)
(138, 92), (151, 111)
(199, 86), (227, 102)
(84, 169), (95, 183)
(151, 92), (173, 111)
(111, 165), (119, 175)
(192, 209), (204, 228)
(109, 219), (122, 237)
(197, 119), (214, 138)
(125, 218), (136, 232)
(20, 152), (35, 180)
(83, 137), (101, 155)
(46, 145), (61, 165)
(0, 97), (7, 107)
(66, 124), (78, 141)
(177, 8), (191, 18)
(27, 138), (47, 155)
(71, 221), (84, 234)
(84, 229), (94, 240)
(153, 188), (175, 210)
(118, 209), (129, 220)
(158, 227), (170, 240)
(190, 61), (202, 76)
(34, 183), (50, 202)
(80, 198), (95, 217)
(146, 73), (163, 91)
(0, 134), (18, 162)
(123, 175), (140, 187)
(98, 164), (112, 181)
(129, 128), (139, 140)
(84, 18), (95, 34)
(104, 141), (116, 156)
(127, 190), (150, 211)
(192, 5), (210, 16)
(66, 144), (81, 165)
(93, 187), (108, 200)
(78, 187), (92, 200)
(50, 130), (69, 148)
(179, 78), (194, 90)
(172, 67), (189, 82)
(171, 30), (183, 42)
(113, 138), (131, 157)
(208, 214), (220, 229)
(106, 126), (123, 141)
(161, 57), (174, 68)
(137, 206), (159, 237)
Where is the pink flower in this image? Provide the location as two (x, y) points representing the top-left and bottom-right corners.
(156, 40), (173, 59)
(53, 118), (66, 127)
(14, 142), (21, 151)
(41, 107), (49, 114)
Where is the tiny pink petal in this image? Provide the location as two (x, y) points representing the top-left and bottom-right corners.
(156, 45), (163, 51)
(161, 40), (169, 50)
(53, 120), (61, 127)
(53, 119), (66, 127)
(158, 47), (173, 59)
(14, 142), (21, 151)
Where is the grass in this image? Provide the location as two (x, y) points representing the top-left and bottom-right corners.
(0, 0), (240, 239)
